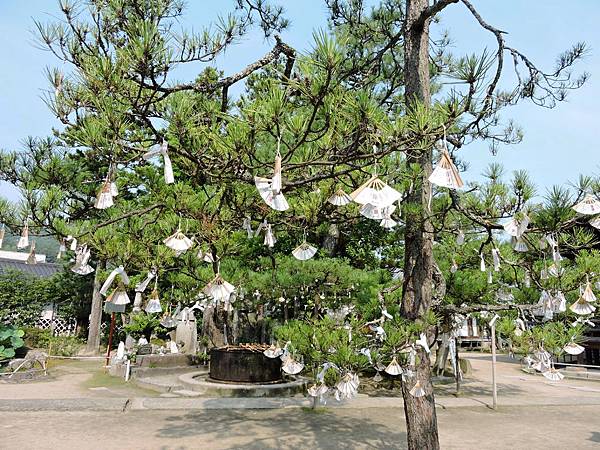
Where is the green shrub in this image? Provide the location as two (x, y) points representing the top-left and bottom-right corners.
(23, 327), (53, 349)
(47, 335), (84, 357)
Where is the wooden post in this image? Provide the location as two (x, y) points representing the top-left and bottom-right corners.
(455, 337), (461, 395)
(490, 321), (498, 410)
(105, 312), (116, 367)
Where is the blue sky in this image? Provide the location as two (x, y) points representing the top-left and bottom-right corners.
(0, 0), (598, 202)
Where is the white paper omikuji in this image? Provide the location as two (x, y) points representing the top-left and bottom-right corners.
(106, 286), (131, 305)
(17, 223), (29, 249)
(263, 345), (284, 359)
(263, 224), (276, 248)
(254, 151), (289, 211)
(572, 193), (600, 215)
(0, 225), (4, 249)
(203, 274), (235, 303)
(590, 215), (600, 230)
(582, 281), (597, 303)
(164, 229), (193, 253)
(428, 150), (464, 190)
(143, 140), (175, 185)
(100, 266), (130, 296)
(491, 248), (501, 272)
(292, 242), (318, 261)
(335, 372), (359, 400)
(416, 333), (430, 354)
(513, 237), (528, 253)
(94, 179), (114, 210)
(570, 296), (596, 315)
(563, 342), (585, 356)
(327, 189), (353, 206)
(542, 367), (564, 382)
(281, 356), (304, 375)
(145, 289), (162, 313)
(308, 382), (329, 397)
(409, 379), (427, 398)
(456, 229), (465, 245)
(380, 216), (397, 229)
(71, 245), (94, 275)
(384, 357), (403, 376)
(351, 175), (401, 208)
(242, 217), (254, 238)
(480, 253), (486, 272)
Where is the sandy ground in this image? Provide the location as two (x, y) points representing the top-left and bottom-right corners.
(2, 405), (599, 449)
(1, 354), (600, 449)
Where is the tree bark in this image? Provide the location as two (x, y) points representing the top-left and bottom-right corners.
(85, 259), (106, 354)
(401, 1), (439, 449)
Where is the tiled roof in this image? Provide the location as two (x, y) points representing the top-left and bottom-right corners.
(0, 258), (62, 278)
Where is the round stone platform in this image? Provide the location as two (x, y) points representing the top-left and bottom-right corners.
(178, 372), (307, 398)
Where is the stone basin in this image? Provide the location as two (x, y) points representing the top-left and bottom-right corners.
(209, 345), (282, 383)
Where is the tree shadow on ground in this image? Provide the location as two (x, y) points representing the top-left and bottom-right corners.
(434, 380), (526, 398)
(155, 406), (407, 449)
(589, 431), (600, 443)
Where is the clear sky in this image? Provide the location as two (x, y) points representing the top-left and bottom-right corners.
(0, 0), (598, 202)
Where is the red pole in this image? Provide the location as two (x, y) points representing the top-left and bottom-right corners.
(105, 312), (116, 366)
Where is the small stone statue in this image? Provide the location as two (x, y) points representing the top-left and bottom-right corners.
(175, 302), (201, 354)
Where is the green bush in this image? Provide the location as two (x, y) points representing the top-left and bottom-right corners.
(23, 327), (53, 349)
(47, 335), (84, 357)
(22, 327), (83, 356)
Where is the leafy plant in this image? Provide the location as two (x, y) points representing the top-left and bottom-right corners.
(124, 313), (162, 340)
(0, 324), (25, 361)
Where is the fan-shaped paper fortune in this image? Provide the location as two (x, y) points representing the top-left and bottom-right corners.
(428, 150), (464, 189)
(263, 345), (284, 359)
(572, 193), (600, 215)
(308, 382), (329, 397)
(106, 285), (131, 305)
(542, 368), (564, 381)
(145, 289), (162, 313)
(513, 237), (528, 253)
(254, 150), (289, 211)
(327, 189), (353, 206)
(590, 215), (600, 230)
(203, 274), (235, 303)
(570, 297), (596, 315)
(164, 230), (193, 253)
(563, 342), (585, 356)
(292, 242), (318, 261)
(582, 281), (597, 303)
(335, 372), (359, 400)
(360, 203), (396, 221)
(409, 379), (427, 397)
(351, 175), (401, 208)
(71, 245), (94, 275)
(281, 356), (304, 375)
(380, 216), (397, 229)
(385, 357), (402, 376)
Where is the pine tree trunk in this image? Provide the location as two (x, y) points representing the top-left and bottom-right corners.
(85, 259), (105, 354)
(401, 1), (439, 449)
